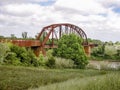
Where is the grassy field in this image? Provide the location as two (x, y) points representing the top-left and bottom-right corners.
(0, 65), (119, 90)
(32, 72), (120, 90)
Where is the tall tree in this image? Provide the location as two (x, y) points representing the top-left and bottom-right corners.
(22, 32), (27, 39)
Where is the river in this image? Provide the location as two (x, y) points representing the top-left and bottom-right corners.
(88, 60), (120, 70)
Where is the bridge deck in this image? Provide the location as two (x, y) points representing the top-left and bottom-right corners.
(12, 40), (41, 47)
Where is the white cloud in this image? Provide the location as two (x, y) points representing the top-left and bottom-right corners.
(1, 4), (43, 17)
(98, 0), (120, 7)
(55, 0), (106, 15)
(0, 0), (120, 42)
(0, 0), (56, 4)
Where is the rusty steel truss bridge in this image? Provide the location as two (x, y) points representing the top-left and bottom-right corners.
(0, 23), (95, 56)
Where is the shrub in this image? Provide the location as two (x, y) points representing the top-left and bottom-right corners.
(26, 48), (39, 67)
(53, 34), (88, 69)
(4, 52), (21, 66)
(46, 56), (55, 68)
(74, 55), (88, 69)
(0, 43), (10, 64)
(37, 53), (46, 66)
(7, 44), (39, 66)
(0, 42), (42, 67)
(46, 49), (53, 57)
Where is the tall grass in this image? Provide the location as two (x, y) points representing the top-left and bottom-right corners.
(55, 57), (74, 68)
(0, 65), (105, 90)
(32, 72), (120, 90)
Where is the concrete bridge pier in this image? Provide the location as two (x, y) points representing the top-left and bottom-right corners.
(84, 44), (97, 57)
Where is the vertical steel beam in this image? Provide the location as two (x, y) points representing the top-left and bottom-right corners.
(59, 25), (62, 38)
(52, 29), (54, 46)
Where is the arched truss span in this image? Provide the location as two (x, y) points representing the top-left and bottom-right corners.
(36, 23), (88, 45)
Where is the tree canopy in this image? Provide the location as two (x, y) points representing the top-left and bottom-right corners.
(53, 34), (88, 68)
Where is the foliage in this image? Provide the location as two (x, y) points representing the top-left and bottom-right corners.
(104, 45), (117, 59)
(46, 49), (53, 58)
(115, 41), (120, 45)
(90, 39), (120, 61)
(115, 50), (120, 60)
(4, 52), (21, 65)
(46, 56), (55, 68)
(26, 48), (39, 67)
(46, 50), (74, 69)
(0, 43), (40, 67)
(37, 53), (46, 66)
(0, 35), (4, 39)
(0, 42), (46, 67)
(53, 34), (88, 68)
(10, 34), (17, 39)
(9, 45), (39, 66)
(22, 32), (28, 39)
(0, 43), (10, 64)
(91, 44), (105, 57)
(88, 38), (104, 45)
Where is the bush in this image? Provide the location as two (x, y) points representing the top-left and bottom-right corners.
(0, 43), (10, 64)
(53, 34), (88, 69)
(4, 44), (40, 67)
(0, 42), (42, 67)
(74, 56), (88, 69)
(26, 48), (39, 67)
(37, 53), (46, 66)
(4, 52), (21, 66)
(46, 56), (55, 68)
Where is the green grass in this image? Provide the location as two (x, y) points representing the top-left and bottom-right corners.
(0, 65), (119, 90)
(30, 72), (120, 90)
(0, 65), (103, 90)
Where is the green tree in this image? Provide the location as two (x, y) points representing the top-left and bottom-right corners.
(0, 35), (4, 39)
(115, 41), (120, 45)
(88, 38), (103, 45)
(11, 34), (16, 39)
(104, 45), (117, 59)
(91, 44), (105, 57)
(53, 34), (88, 69)
(22, 32), (27, 39)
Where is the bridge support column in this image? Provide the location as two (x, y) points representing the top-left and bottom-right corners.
(32, 47), (41, 57)
(84, 45), (91, 57)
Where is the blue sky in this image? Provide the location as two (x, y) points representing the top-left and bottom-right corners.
(39, 0), (56, 6)
(0, 0), (120, 42)
(113, 7), (120, 13)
